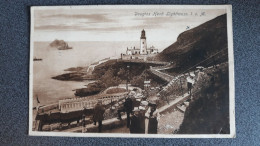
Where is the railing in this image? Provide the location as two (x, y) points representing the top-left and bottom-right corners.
(59, 92), (128, 113)
(150, 63), (173, 70)
(38, 103), (59, 114)
(157, 49), (228, 102)
(120, 59), (169, 65)
(149, 69), (174, 82)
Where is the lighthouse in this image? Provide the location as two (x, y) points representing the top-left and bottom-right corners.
(123, 29), (158, 59)
(140, 29), (147, 55)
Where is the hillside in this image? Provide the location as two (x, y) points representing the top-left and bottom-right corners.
(74, 60), (167, 97)
(178, 63), (230, 134)
(152, 14), (230, 134)
(154, 14), (228, 74)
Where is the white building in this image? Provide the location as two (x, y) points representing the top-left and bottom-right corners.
(125, 29), (159, 56)
(140, 29), (147, 54)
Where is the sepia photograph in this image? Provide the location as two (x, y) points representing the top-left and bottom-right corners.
(29, 5), (235, 138)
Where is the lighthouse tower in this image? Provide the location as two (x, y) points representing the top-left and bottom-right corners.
(140, 29), (147, 55)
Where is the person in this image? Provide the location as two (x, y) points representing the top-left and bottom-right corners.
(81, 113), (87, 133)
(93, 100), (105, 132)
(186, 73), (195, 94)
(130, 108), (144, 134)
(129, 110), (139, 133)
(145, 102), (160, 134)
(195, 67), (205, 90)
(196, 67), (205, 81)
(36, 95), (40, 112)
(117, 94), (133, 128)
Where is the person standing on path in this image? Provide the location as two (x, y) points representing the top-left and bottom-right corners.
(196, 67), (205, 81)
(186, 73), (195, 95)
(195, 67), (205, 90)
(130, 109), (142, 133)
(81, 113), (87, 133)
(117, 94), (133, 128)
(145, 101), (160, 134)
(93, 100), (105, 132)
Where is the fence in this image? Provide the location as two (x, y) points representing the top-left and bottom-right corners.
(38, 103), (59, 114)
(149, 68), (174, 82)
(158, 49), (228, 102)
(150, 63), (173, 70)
(59, 92), (128, 113)
(120, 58), (169, 65)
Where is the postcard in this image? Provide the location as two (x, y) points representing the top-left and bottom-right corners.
(29, 5), (235, 138)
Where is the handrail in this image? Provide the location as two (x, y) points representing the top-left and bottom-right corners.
(157, 49), (228, 102)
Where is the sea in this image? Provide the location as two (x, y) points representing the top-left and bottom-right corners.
(32, 41), (171, 106)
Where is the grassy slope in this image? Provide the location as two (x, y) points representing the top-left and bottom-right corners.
(178, 64), (230, 134)
(151, 14), (230, 134)
(153, 14), (228, 75)
(74, 60), (167, 97)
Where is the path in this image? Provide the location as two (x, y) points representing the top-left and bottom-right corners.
(60, 92), (191, 133)
(61, 115), (127, 133)
(149, 68), (174, 82)
(120, 59), (169, 65)
(148, 62), (175, 82)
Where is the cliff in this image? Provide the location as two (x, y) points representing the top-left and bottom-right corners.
(178, 63), (230, 134)
(154, 14), (228, 74)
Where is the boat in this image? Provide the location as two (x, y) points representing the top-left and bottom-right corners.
(33, 57), (42, 61)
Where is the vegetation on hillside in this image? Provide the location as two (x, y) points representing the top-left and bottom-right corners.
(153, 14), (228, 75)
(74, 60), (167, 97)
(178, 63), (230, 134)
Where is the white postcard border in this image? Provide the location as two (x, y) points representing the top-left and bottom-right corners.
(29, 5), (235, 138)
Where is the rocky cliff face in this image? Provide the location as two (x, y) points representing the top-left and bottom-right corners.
(155, 14), (228, 74)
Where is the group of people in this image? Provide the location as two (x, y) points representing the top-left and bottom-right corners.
(83, 67), (206, 133)
(130, 101), (160, 134)
(81, 99), (106, 133)
(117, 93), (160, 134)
(86, 92), (160, 134)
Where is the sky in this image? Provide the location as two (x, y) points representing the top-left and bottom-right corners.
(32, 6), (226, 43)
